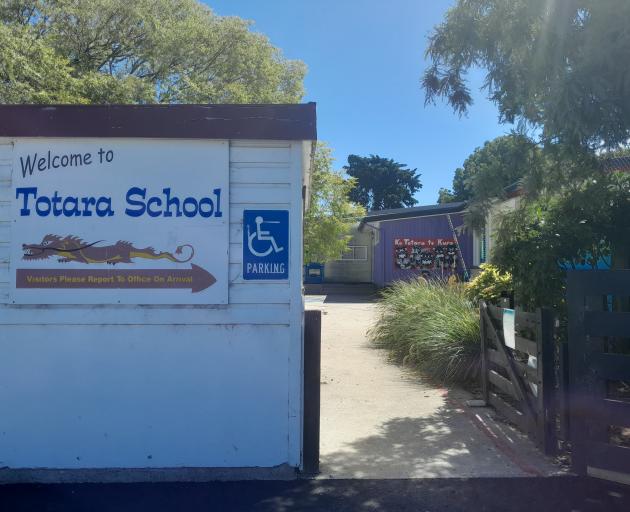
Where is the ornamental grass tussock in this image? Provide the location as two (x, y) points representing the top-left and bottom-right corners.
(369, 278), (481, 385)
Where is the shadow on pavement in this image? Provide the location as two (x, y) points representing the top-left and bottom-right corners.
(320, 407), (535, 478)
(321, 294), (378, 304)
(1, 477), (628, 511)
(319, 365), (558, 478)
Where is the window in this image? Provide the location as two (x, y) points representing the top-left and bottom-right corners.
(340, 245), (368, 261)
(474, 228), (488, 267)
(479, 228), (487, 264)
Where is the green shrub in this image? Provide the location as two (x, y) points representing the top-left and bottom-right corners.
(369, 279), (481, 385)
(465, 263), (512, 304)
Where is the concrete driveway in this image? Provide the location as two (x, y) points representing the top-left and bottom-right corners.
(307, 294), (563, 479)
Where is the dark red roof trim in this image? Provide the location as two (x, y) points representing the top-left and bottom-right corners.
(0, 103), (317, 141)
(602, 156), (630, 173)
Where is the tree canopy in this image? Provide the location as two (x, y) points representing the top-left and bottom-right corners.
(344, 155), (421, 211)
(423, 0), (630, 150)
(437, 166), (470, 204)
(438, 134), (539, 201)
(425, 0), (630, 309)
(438, 134), (547, 227)
(0, 0), (306, 104)
(493, 172), (630, 309)
(303, 144), (365, 264)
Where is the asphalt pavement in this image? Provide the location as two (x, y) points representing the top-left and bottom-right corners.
(1, 477), (628, 511)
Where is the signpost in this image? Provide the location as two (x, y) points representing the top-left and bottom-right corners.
(15, 265), (216, 293)
(243, 210), (289, 280)
(10, 139), (229, 304)
(393, 237), (458, 271)
(502, 308), (516, 349)
(0, 104), (317, 478)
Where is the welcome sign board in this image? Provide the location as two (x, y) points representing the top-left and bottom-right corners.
(9, 139), (229, 304)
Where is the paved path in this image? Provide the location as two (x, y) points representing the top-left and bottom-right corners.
(307, 295), (562, 479)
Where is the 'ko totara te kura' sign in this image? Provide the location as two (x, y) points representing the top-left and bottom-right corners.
(10, 140), (229, 304)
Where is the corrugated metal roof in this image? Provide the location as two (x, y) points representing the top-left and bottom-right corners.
(361, 201), (467, 223)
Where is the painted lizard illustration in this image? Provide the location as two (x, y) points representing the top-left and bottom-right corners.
(22, 234), (194, 265)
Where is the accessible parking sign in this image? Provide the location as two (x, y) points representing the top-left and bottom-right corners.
(243, 210), (289, 280)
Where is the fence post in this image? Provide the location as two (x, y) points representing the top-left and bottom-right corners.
(537, 307), (557, 455)
(303, 309), (321, 475)
(558, 339), (570, 446)
(480, 302), (489, 404)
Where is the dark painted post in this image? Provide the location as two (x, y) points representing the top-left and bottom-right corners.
(567, 271), (587, 475)
(558, 339), (570, 445)
(479, 302), (489, 404)
(303, 309), (321, 475)
(537, 308), (557, 455)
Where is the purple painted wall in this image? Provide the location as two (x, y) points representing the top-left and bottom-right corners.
(372, 213), (473, 287)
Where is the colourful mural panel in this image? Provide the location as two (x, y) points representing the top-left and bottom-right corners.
(393, 238), (458, 272)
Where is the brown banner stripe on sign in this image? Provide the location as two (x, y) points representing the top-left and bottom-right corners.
(16, 265), (216, 294)
(0, 104), (317, 141)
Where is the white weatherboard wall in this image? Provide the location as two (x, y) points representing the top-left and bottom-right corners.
(0, 138), (308, 471)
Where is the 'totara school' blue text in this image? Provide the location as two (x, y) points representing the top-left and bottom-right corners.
(15, 187), (224, 219)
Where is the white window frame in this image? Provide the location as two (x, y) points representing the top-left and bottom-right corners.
(473, 228), (488, 267)
(339, 245), (368, 262)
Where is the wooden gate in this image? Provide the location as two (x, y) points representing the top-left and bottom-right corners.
(480, 302), (557, 454)
(567, 270), (630, 484)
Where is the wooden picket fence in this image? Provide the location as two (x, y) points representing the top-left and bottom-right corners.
(480, 301), (558, 455)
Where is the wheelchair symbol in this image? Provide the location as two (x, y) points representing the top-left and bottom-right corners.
(247, 215), (285, 257)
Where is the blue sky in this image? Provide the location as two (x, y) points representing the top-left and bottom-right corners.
(207, 0), (512, 205)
